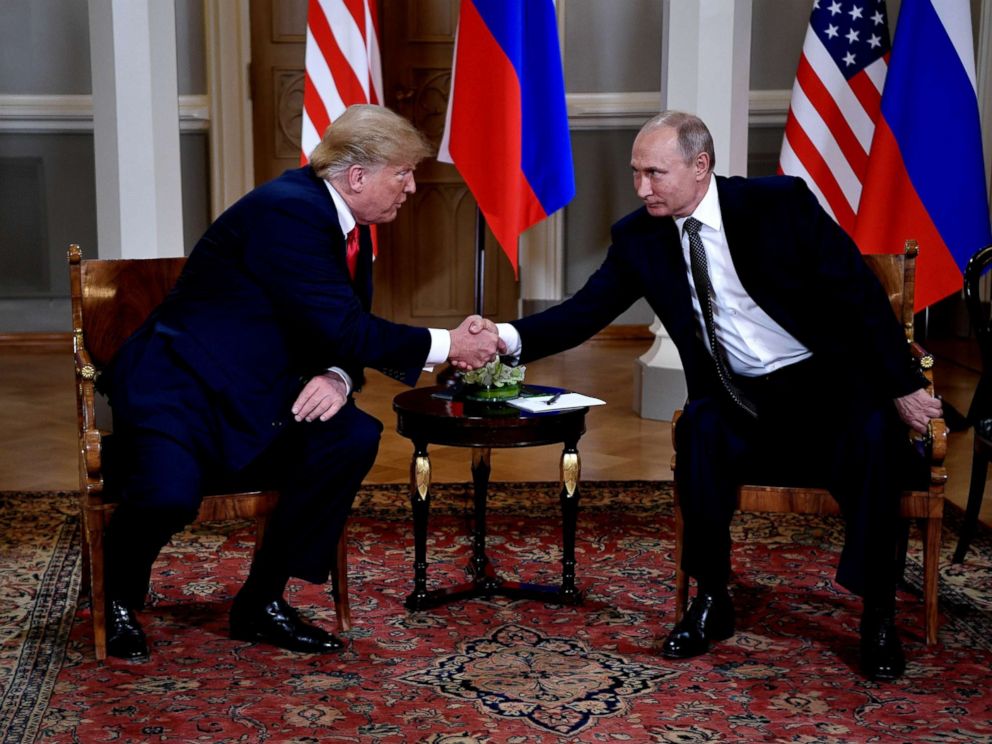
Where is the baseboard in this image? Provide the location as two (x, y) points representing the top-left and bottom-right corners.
(0, 332), (72, 351)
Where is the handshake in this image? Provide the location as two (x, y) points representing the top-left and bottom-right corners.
(447, 314), (507, 371)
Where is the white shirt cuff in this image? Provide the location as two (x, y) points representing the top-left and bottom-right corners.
(496, 323), (521, 359)
(326, 367), (353, 396)
(424, 328), (450, 371)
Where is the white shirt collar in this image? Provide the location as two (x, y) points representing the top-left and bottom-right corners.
(674, 175), (721, 235)
(324, 180), (356, 236)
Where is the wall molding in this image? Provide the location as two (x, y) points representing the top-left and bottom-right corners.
(748, 89), (791, 127)
(0, 94), (210, 133)
(567, 92), (662, 130)
(0, 332), (71, 351)
(565, 89), (790, 131)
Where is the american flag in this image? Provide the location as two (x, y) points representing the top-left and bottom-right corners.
(779, 0), (891, 235)
(300, 0), (383, 164)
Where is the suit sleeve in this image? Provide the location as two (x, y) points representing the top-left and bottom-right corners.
(787, 178), (925, 399)
(241, 188), (430, 387)
(511, 240), (642, 364)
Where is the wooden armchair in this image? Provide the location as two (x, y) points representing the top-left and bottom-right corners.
(69, 244), (350, 660)
(671, 241), (946, 645)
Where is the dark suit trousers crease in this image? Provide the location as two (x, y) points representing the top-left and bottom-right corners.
(103, 375), (381, 607)
(674, 357), (908, 606)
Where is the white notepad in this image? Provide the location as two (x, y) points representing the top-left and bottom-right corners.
(506, 392), (606, 413)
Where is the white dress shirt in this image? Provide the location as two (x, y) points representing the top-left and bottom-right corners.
(674, 177), (810, 377)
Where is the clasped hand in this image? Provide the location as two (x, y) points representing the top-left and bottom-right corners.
(448, 314), (506, 370)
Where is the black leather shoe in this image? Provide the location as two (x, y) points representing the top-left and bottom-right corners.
(230, 597), (343, 653)
(860, 612), (905, 680)
(661, 590), (735, 659)
(106, 599), (149, 661)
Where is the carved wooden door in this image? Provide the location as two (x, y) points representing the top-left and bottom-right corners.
(248, 0), (307, 185)
(248, 0), (518, 326)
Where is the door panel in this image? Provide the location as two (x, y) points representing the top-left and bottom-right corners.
(248, 0), (307, 185)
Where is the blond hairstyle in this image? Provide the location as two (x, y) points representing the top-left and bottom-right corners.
(639, 110), (715, 172)
(308, 104), (434, 180)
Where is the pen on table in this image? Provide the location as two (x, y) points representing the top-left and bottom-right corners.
(545, 392), (562, 406)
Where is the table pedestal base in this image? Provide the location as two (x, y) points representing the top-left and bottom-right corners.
(405, 445), (583, 612)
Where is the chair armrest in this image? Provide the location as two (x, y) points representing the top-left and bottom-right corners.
(73, 336), (105, 496)
(908, 341), (935, 389)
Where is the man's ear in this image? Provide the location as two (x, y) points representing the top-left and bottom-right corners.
(347, 164), (365, 192)
(694, 152), (710, 179)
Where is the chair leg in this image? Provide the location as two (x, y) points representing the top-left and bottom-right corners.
(331, 522), (351, 631)
(84, 509), (108, 661)
(673, 488), (688, 623)
(923, 513), (942, 646)
(895, 518), (910, 590)
(953, 448), (989, 563)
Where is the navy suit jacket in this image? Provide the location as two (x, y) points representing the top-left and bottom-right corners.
(102, 166), (431, 470)
(512, 175), (924, 403)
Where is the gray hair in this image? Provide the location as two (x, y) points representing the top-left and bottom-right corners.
(639, 110), (715, 172)
(309, 104), (433, 180)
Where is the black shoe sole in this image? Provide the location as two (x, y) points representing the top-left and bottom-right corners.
(230, 626), (344, 654)
(106, 641), (150, 661)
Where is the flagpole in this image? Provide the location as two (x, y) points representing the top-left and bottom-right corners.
(474, 206), (486, 316)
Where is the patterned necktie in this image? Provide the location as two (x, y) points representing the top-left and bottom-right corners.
(345, 226), (361, 280)
(683, 217), (758, 418)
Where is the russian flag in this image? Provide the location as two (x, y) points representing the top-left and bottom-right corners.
(438, 0), (575, 277)
(854, 0), (992, 311)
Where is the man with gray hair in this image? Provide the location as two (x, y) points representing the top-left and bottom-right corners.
(493, 110), (941, 680)
(99, 104), (499, 660)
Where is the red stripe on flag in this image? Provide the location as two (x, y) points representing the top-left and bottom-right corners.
(308, 2), (366, 108)
(343, 0), (365, 39)
(447, 0), (544, 276)
(366, 0), (379, 36)
(783, 111), (857, 234)
(795, 55), (868, 176)
(303, 72), (331, 141)
(854, 120), (963, 309)
(364, 0), (381, 105)
(847, 68), (882, 124)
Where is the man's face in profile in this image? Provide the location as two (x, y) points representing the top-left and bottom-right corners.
(630, 126), (709, 219)
(351, 163), (417, 225)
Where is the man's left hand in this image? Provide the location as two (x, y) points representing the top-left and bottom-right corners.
(292, 372), (348, 422)
(894, 388), (943, 434)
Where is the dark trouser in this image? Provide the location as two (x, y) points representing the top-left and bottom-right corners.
(674, 358), (908, 610)
(103, 402), (382, 608)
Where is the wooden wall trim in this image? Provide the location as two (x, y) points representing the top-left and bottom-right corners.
(0, 332), (72, 351)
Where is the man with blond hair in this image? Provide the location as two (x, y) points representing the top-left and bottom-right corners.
(100, 105), (499, 660)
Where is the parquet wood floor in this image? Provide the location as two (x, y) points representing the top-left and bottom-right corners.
(1, 336), (988, 527)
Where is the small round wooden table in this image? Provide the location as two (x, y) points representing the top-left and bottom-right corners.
(393, 385), (588, 611)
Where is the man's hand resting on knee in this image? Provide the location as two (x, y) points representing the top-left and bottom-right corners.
(292, 372), (349, 422)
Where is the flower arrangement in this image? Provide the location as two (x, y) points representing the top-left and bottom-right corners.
(461, 359), (526, 400)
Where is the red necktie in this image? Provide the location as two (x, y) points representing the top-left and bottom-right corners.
(345, 227), (360, 280)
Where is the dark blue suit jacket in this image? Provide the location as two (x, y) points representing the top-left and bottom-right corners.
(102, 166), (431, 470)
(512, 175), (923, 403)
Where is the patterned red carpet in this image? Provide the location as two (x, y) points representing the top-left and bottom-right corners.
(3, 483), (992, 743)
